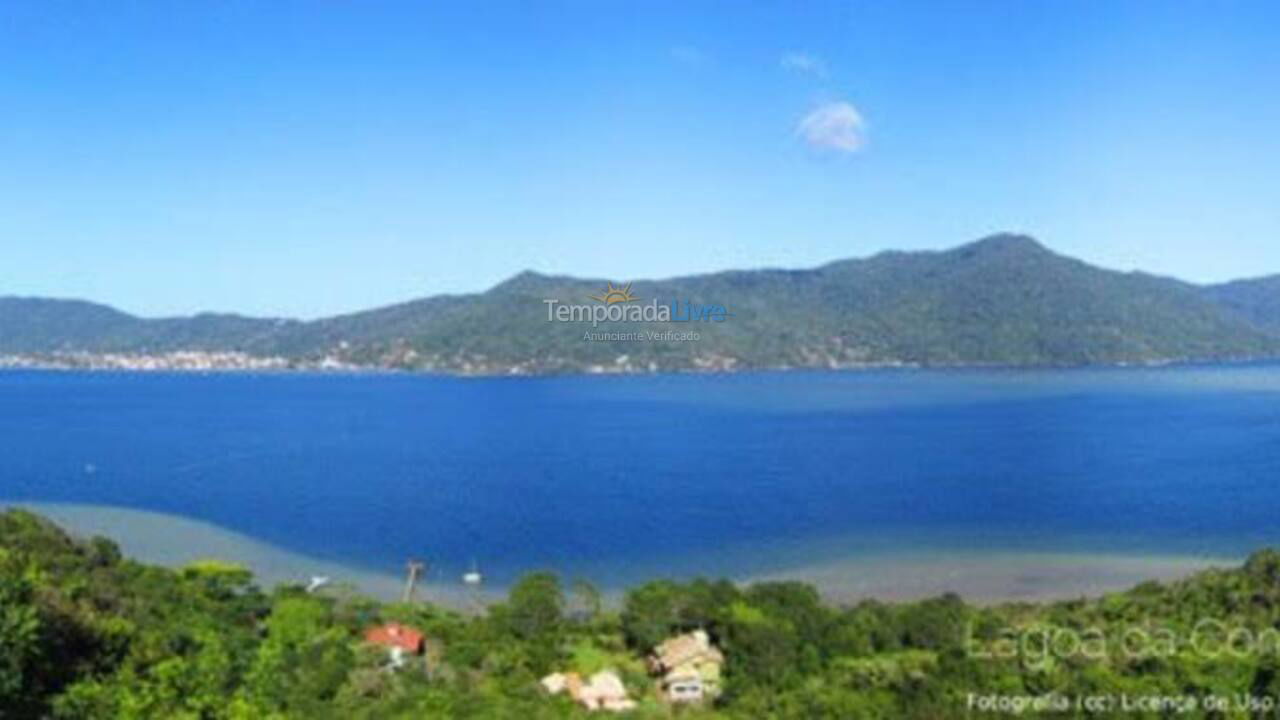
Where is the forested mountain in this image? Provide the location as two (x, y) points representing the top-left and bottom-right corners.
(4, 234), (1280, 373)
(0, 298), (295, 354)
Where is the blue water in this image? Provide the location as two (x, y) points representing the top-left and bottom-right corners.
(3, 366), (1280, 587)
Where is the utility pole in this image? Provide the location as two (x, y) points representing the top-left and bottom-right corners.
(403, 560), (425, 603)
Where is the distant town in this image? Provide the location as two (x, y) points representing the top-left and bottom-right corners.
(0, 350), (755, 375)
(0, 351), (354, 373)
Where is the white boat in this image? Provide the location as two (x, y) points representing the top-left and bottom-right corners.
(463, 561), (482, 586)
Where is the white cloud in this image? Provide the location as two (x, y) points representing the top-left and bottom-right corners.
(780, 51), (827, 77)
(796, 101), (866, 153)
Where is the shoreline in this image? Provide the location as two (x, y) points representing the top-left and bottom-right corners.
(745, 551), (1233, 605)
(1, 500), (1236, 608)
(1, 501), (492, 608)
(2, 355), (1279, 379)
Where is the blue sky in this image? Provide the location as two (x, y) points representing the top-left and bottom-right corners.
(2, 1), (1279, 318)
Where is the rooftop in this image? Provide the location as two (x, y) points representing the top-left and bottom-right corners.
(363, 623), (425, 653)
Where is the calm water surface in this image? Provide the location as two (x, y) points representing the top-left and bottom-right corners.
(3, 366), (1279, 589)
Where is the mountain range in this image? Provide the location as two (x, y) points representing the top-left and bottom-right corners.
(4, 233), (1280, 374)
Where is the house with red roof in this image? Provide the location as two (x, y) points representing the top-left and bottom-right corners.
(364, 623), (426, 669)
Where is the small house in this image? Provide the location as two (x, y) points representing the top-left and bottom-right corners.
(648, 630), (724, 704)
(363, 623), (425, 669)
(541, 670), (637, 713)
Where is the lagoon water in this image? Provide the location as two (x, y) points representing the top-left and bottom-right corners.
(3, 366), (1280, 601)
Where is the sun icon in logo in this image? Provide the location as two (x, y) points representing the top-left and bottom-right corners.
(589, 282), (639, 304)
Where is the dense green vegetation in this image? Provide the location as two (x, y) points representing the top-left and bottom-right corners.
(4, 235), (1280, 372)
(7, 509), (1280, 718)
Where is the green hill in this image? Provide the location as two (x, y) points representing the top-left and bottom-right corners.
(0, 297), (296, 354)
(4, 234), (1280, 372)
(1205, 275), (1280, 335)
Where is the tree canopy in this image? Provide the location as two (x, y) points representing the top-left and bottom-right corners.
(4, 508), (1280, 718)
